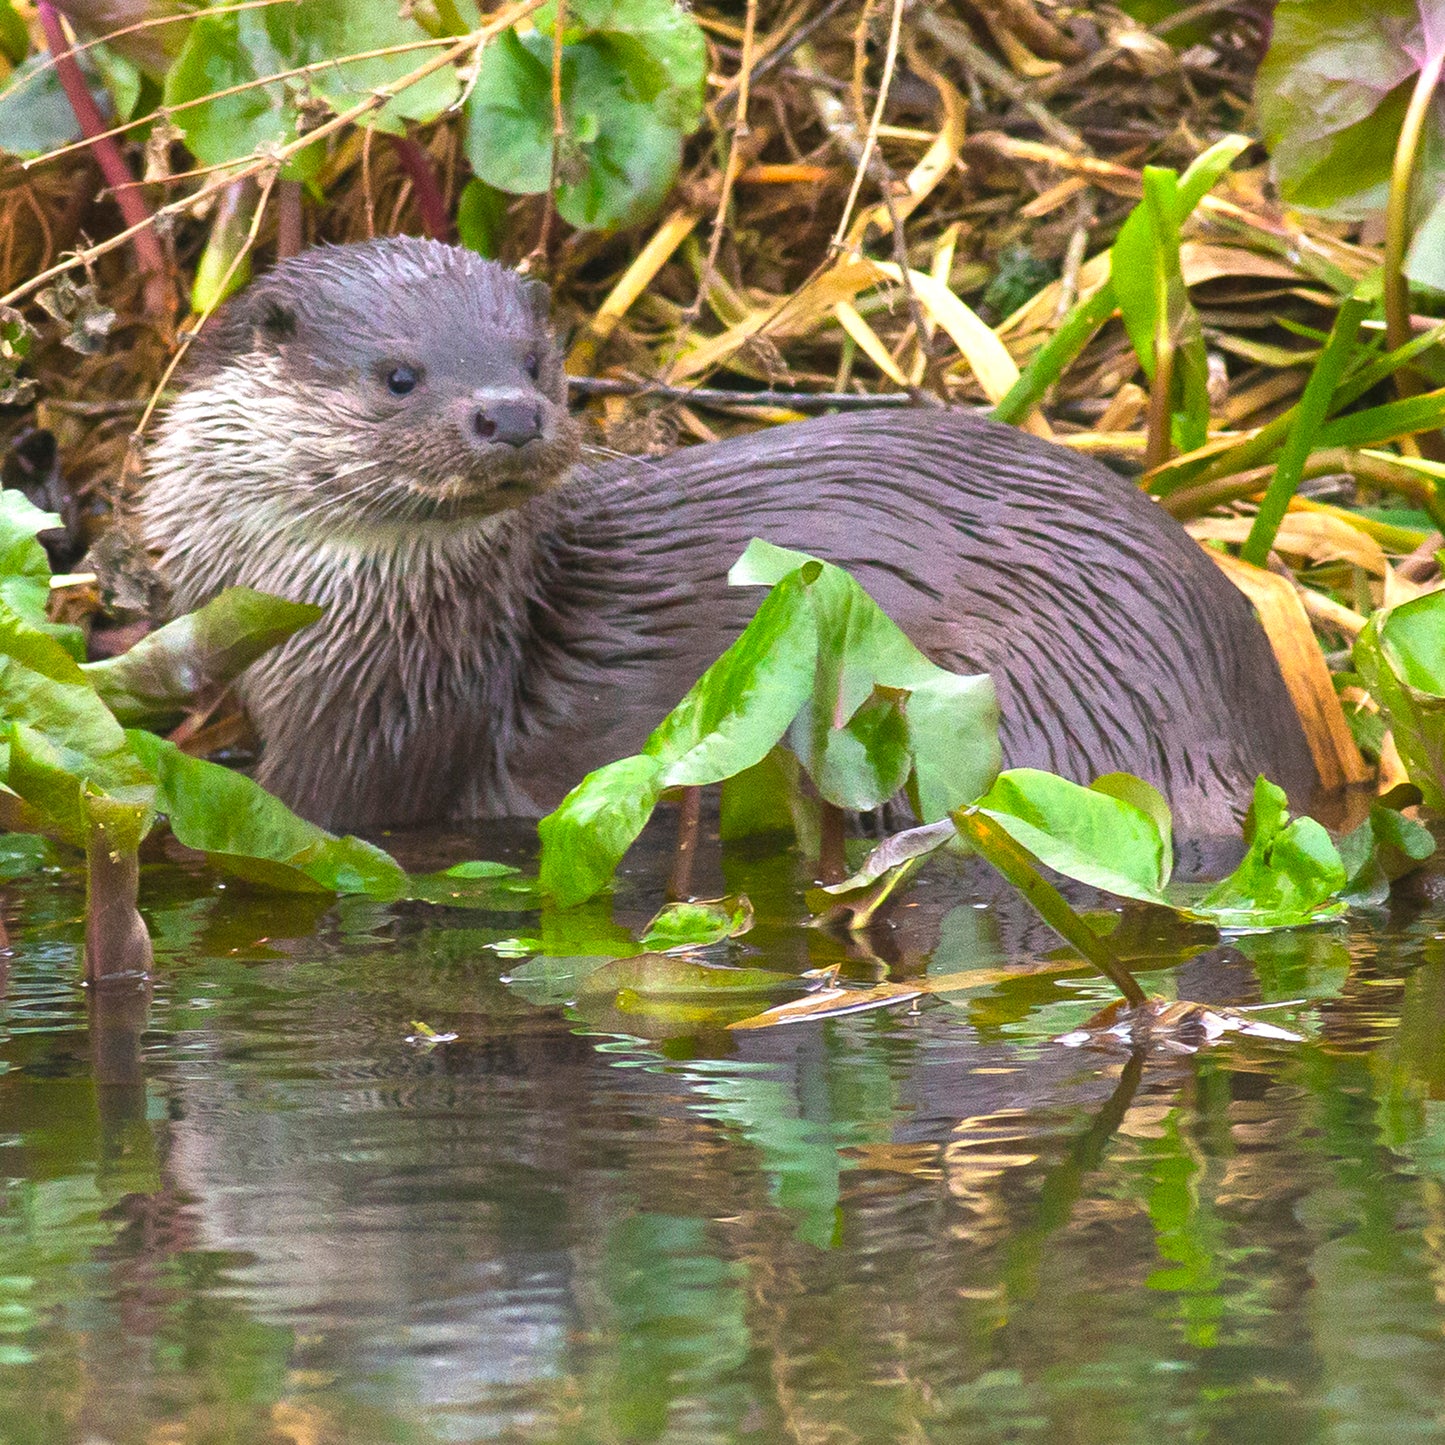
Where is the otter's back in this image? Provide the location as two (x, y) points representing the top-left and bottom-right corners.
(524, 409), (1316, 837)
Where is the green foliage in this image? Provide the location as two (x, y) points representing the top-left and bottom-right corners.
(1240, 278), (1377, 565)
(0, 488), (522, 947)
(975, 769), (1172, 906)
(538, 540), (999, 906)
(126, 730), (409, 898)
(1195, 778), (1349, 929)
(83, 587), (321, 729)
(1354, 588), (1445, 806)
(1111, 136), (1249, 453)
(994, 136), (1246, 434)
(1259, 1), (1445, 288)
(0, 491), (82, 657)
(164, 0), (457, 174)
(464, 0), (706, 231)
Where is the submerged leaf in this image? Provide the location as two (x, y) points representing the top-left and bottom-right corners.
(1056, 997), (1305, 1052)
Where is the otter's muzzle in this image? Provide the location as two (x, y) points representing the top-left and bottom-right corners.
(468, 393), (544, 448)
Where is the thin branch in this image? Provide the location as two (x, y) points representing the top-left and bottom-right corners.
(567, 376), (924, 410)
(830, 0), (905, 251)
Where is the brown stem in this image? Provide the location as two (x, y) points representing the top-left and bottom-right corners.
(390, 133), (454, 241)
(38, 1), (171, 319)
(275, 177), (304, 257)
(818, 802), (848, 885)
(1144, 328), (1176, 471)
(84, 826), (153, 984)
(667, 786), (702, 901)
(530, 0), (567, 266)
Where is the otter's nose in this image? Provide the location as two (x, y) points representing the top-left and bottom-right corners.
(472, 399), (543, 448)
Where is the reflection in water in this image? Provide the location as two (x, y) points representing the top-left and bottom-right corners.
(6, 845), (1445, 1442)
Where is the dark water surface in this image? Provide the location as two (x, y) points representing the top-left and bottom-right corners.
(7, 820), (1445, 1444)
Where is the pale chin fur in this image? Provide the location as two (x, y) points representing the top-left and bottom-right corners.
(138, 355), (536, 611)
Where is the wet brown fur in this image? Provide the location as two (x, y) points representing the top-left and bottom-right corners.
(138, 237), (1318, 837)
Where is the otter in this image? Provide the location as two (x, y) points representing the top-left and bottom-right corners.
(137, 236), (1317, 837)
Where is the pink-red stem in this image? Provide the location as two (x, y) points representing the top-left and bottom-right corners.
(389, 134), (453, 242)
(37, 2), (170, 317)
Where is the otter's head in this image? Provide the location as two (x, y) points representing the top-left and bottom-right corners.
(173, 237), (578, 527)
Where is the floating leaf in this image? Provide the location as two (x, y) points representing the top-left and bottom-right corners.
(640, 895), (754, 951)
(1056, 997), (1305, 1052)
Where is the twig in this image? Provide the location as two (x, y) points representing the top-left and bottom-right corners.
(36, 1), (170, 318)
(132, 168), (278, 449)
(566, 376), (925, 410)
(830, 0), (905, 250)
(529, 0), (567, 267)
(7, 0), (288, 104)
(682, 0), (759, 335)
(25, 32), (468, 174)
(916, 9), (1085, 153)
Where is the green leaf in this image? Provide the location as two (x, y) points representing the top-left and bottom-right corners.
(990, 280), (1117, 427)
(0, 2), (29, 66)
(1111, 137), (1249, 383)
(1354, 589), (1445, 806)
(0, 601), (153, 845)
(974, 768), (1172, 905)
(1257, 0), (1429, 220)
(83, 587), (322, 729)
(0, 54), (83, 157)
(167, 1), (458, 172)
(464, 0), (706, 232)
(647, 566), (820, 786)
(164, 12), (289, 171)
(741, 542), (999, 818)
(1240, 283), (1374, 566)
(0, 488), (83, 658)
(126, 730), (409, 899)
(539, 753), (665, 907)
(1337, 795), (1436, 905)
(1193, 777), (1348, 929)
(457, 176), (509, 259)
(7, 722), (155, 850)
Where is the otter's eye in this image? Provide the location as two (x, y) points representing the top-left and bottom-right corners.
(523, 352), (541, 382)
(386, 365), (419, 397)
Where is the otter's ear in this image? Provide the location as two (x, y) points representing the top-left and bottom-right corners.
(251, 293), (298, 351)
(520, 278), (551, 326)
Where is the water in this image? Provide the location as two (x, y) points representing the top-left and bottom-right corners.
(6, 822), (1445, 1444)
